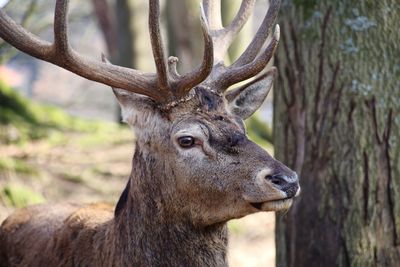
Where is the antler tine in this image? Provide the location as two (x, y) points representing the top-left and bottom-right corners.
(224, 0), (256, 39)
(148, 0), (169, 92)
(0, 0), (166, 101)
(202, 0), (222, 30)
(202, 0), (281, 92)
(201, 0), (255, 63)
(54, 0), (70, 54)
(1, 0), (277, 104)
(0, 9), (53, 60)
(175, 7), (214, 96)
(232, 0), (281, 67)
(219, 25), (280, 88)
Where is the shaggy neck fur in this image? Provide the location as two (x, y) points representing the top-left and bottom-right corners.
(109, 142), (229, 267)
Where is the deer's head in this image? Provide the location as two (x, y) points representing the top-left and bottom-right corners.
(0, 0), (299, 226)
(110, 0), (299, 225)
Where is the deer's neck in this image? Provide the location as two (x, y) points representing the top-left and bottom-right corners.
(110, 144), (229, 267)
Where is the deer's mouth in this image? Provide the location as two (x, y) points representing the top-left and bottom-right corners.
(250, 198), (293, 211)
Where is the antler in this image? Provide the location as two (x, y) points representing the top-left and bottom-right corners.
(0, 0), (213, 103)
(201, 0), (281, 92)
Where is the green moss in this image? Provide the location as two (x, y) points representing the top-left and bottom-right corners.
(1, 184), (45, 208)
(0, 156), (39, 176)
(0, 80), (38, 125)
(61, 173), (84, 184)
(0, 80), (114, 144)
(77, 130), (119, 148)
(91, 166), (113, 177)
(46, 131), (70, 146)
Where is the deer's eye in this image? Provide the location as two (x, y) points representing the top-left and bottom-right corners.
(177, 136), (195, 148)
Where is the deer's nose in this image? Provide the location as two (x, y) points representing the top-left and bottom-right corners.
(265, 173), (299, 198)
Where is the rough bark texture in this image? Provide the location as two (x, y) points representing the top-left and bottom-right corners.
(274, 0), (400, 266)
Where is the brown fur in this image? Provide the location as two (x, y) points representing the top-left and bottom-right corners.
(0, 86), (299, 267)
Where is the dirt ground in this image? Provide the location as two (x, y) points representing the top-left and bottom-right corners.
(0, 124), (276, 267)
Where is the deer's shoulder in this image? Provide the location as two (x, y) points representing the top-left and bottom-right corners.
(65, 203), (114, 228)
(0, 203), (114, 267)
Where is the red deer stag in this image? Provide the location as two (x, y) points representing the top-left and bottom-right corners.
(0, 0), (299, 266)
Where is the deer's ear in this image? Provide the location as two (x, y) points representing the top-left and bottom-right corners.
(225, 69), (276, 120)
(113, 88), (156, 121)
(113, 88), (143, 108)
(101, 54), (156, 113)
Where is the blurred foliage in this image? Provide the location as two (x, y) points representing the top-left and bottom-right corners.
(0, 184), (45, 208)
(0, 156), (38, 176)
(1, 0), (42, 63)
(293, 0), (318, 20)
(0, 80), (131, 211)
(0, 80), (113, 144)
(60, 173), (84, 184)
(0, 0), (92, 64)
(246, 114), (273, 151)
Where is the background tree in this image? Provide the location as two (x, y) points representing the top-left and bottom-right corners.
(115, 0), (153, 71)
(91, 0), (154, 121)
(92, 0), (153, 70)
(165, 0), (201, 71)
(91, 0), (117, 61)
(0, 0), (38, 64)
(165, 0), (255, 70)
(274, 0), (400, 266)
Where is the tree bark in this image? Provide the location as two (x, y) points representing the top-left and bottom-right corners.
(91, 0), (118, 61)
(115, 0), (153, 71)
(274, 1), (400, 266)
(166, 0), (201, 71)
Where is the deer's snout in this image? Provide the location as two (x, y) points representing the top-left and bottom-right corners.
(265, 173), (300, 198)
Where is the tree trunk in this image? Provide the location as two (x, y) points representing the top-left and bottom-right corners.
(274, 1), (400, 266)
(94, 0), (154, 121)
(91, 0), (118, 61)
(165, 0), (201, 72)
(115, 0), (153, 71)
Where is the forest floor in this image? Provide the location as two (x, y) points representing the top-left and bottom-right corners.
(0, 82), (276, 267)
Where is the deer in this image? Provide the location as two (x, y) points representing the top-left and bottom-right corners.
(0, 0), (299, 266)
